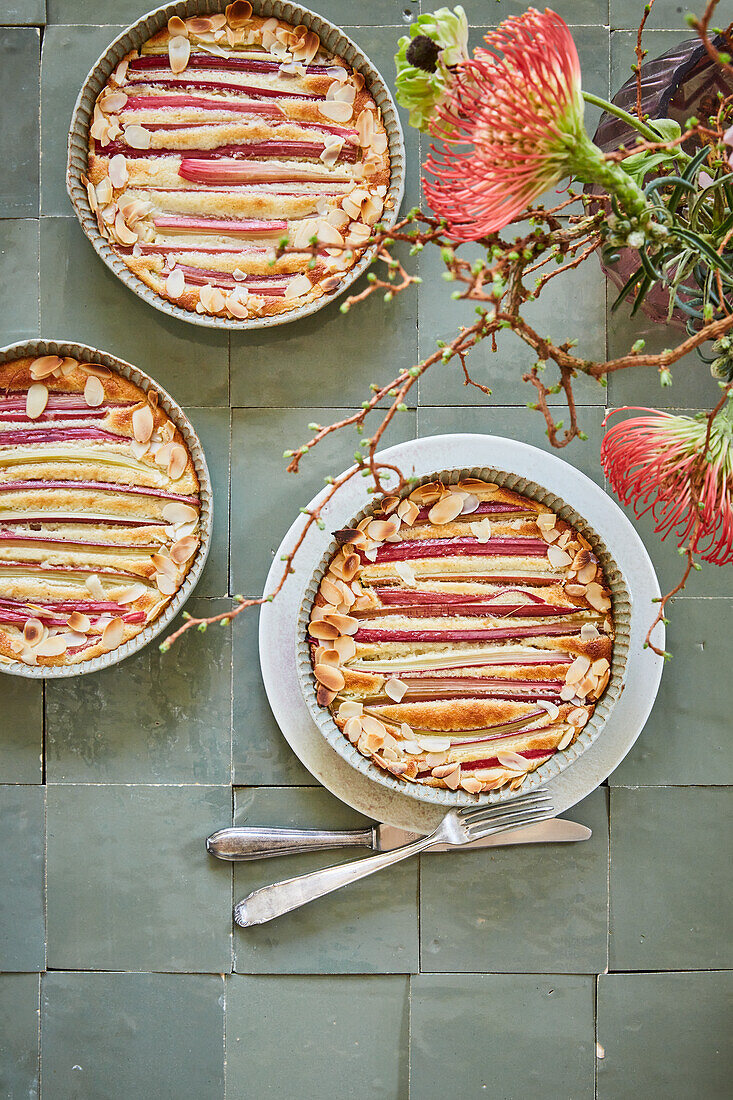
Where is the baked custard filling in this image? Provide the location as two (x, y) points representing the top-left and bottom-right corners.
(0, 356), (201, 667)
(85, 2), (391, 320)
(308, 478), (615, 795)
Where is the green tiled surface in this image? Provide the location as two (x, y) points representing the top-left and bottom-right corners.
(410, 974), (596, 1100)
(609, 786), (733, 971)
(226, 974), (409, 1098)
(1, 0), (731, 1095)
(0, 973), (40, 1100)
(233, 787), (419, 973)
(0, 28), (40, 218)
(597, 971), (733, 1099)
(41, 972), (226, 1099)
(0, 785), (45, 972)
(46, 784), (231, 971)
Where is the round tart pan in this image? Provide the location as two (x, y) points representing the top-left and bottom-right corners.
(296, 465), (631, 808)
(67, 0), (406, 330)
(0, 339), (212, 679)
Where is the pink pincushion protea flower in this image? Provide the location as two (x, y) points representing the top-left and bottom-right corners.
(423, 7), (646, 240)
(602, 405), (733, 566)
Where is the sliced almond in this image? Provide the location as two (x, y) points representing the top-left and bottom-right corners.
(84, 374), (105, 407)
(309, 619), (339, 640)
(165, 267), (185, 299)
(124, 124), (151, 150)
(557, 727), (575, 750)
(591, 658), (610, 676)
(564, 583), (586, 598)
(226, 1), (253, 28)
(585, 582), (611, 612)
(99, 90), (128, 113)
(580, 623), (600, 641)
(85, 574), (105, 599)
(417, 736), (452, 753)
(30, 355), (63, 380)
(284, 273), (312, 300)
(338, 700), (363, 720)
(547, 544), (572, 569)
(559, 683), (576, 702)
(168, 34), (190, 73)
(320, 577), (343, 606)
(67, 611), (91, 633)
(567, 706), (589, 727)
(394, 560), (417, 587)
(313, 663), (345, 691)
(131, 404), (154, 444)
(356, 108), (374, 147)
(537, 699), (560, 721)
(460, 777), (483, 794)
(565, 653), (591, 685)
(497, 750), (529, 772)
(334, 635), (356, 663)
(116, 583), (146, 605)
(343, 716), (363, 743)
(384, 677), (408, 702)
(167, 443), (188, 480)
(576, 561), (596, 584)
(98, 617), (124, 652)
(367, 518), (400, 542)
(151, 552), (177, 579)
(318, 99), (353, 123)
(396, 499), (420, 526)
(323, 613), (358, 636)
(171, 535), (197, 564)
(34, 634), (69, 658)
(23, 618), (45, 646)
(443, 764), (462, 789)
(108, 153), (128, 189)
(428, 492), (464, 525)
(25, 383), (48, 420)
(536, 512), (556, 531)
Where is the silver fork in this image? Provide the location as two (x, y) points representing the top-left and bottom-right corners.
(233, 789), (553, 927)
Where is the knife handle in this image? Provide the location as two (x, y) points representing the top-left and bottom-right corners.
(206, 826), (374, 860)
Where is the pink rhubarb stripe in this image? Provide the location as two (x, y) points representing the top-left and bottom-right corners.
(0, 480), (198, 503)
(353, 624), (583, 642)
(178, 158), (343, 184)
(104, 140), (358, 163)
(128, 54), (335, 76)
(415, 502), (526, 520)
(417, 748), (554, 777)
(371, 537), (549, 562)
(0, 427), (126, 446)
(123, 76), (324, 100)
(123, 93), (285, 117)
(358, 602), (579, 619)
(172, 265), (290, 294)
(153, 214), (287, 237)
(0, 530), (157, 551)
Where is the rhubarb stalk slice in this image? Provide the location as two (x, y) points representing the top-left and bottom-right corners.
(179, 158), (346, 184)
(371, 537), (549, 562)
(354, 624), (584, 642)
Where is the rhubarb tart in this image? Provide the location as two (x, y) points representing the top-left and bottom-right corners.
(308, 478), (615, 796)
(84, 2), (391, 321)
(0, 355), (201, 668)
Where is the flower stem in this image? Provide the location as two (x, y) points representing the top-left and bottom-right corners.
(581, 90), (664, 143)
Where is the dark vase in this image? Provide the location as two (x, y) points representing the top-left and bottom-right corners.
(589, 32), (733, 328)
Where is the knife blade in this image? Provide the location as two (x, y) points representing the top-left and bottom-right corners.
(206, 817), (590, 860)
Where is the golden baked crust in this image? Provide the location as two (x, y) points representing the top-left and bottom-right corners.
(85, 4), (391, 321)
(0, 355), (201, 668)
(308, 478), (615, 795)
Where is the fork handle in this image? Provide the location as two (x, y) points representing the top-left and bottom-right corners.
(234, 833), (435, 927)
(207, 826), (375, 860)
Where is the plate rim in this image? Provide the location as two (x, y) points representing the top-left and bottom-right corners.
(258, 433), (665, 831)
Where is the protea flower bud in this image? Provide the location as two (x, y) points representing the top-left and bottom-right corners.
(395, 6), (469, 131)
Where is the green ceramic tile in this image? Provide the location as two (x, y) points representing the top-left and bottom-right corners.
(611, 598), (733, 785)
(42, 972), (225, 1100)
(232, 787), (419, 973)
(606, 305), (723, 411)
(0, 219), (40, 344)
(611, 0), (694, 31)
(418, 404), (607, 486)
(0, 1), (45, 23)
(0, 973), (39, 1100)
(0, 676), (42, 783)
(48, 0), (417, 24)
(40, 217), (229, 407)
(45, 599), (231, 784)
(232, 607), (314, 786)
(417, 233), (609, 407)
(420, 789), (608, 974)
(488, 0), (608, 23)
(609, 785), (733, 970)
(184, 407), (230, 598)
(226, 974), (409, 1098)
(230, 406), (417, 595)
(46, 784), (231, 971)
(0, 29), (40, 218)
(410, 974), (595, 1100)
(40, 24), (125, 217)
(611, 30), (683, 90)
(598, 971), (733, 1099)
(0, 785), (45, 971)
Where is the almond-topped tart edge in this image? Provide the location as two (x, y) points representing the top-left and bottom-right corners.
(0, 354), (204, 669)
(307, 477), (615, 797)
(81, 3), (393, 323)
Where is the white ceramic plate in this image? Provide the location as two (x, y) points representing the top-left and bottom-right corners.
(259, 434), (664, 831)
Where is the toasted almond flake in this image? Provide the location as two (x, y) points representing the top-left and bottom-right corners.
(332, 635), (354, 664)
(458, 492), (480, 515)
(151, 552), (177, 579)
(565, 583), (586, 597)
(567, 706), (589, 727)
(418, 736), (452, 753)
(385, 677), (408, 702)
(313, 663), (345, 691)
(168, 15), (188, 35)
(580, 623), (600, 641)
(428, 492), (464, 525)
(323, 612), (358, 636)
(113, 209), (138, 245)
(443, 764), (462, 789)
(338, 700), (363, 721)
(346, 221), (371, 246)
(542, 527), (561, 544)
(343, 716), (363, 743)
(34, 633), (69, 657)
(130, 440), (149, 459)
(356, 108), (374, 147)
(319, 648), (341, 667)
(591, 658), (610, 676)
(577, 561), (597, 584)
(30, 355), (63, 380)
(367, 517), (400, 542)
(566, 653), (591, 684)
(497, 750), (530, 772)
(67, 611), (91, 633)
(393, 560), (417, 588)
(309, 619), (339, 640)
(115, 583), (146, 605)
(460, 776), (483, 794)
(537, 699), (560, 721)
(171, 535), (197, 564)
(99, 90), (128, 113)
(131, 404), (154, 444)
(124, 124), (151, 150)
(107, 154), (128, 190)
(396, 499), (420, 526)
(164, 266), (185, 300)
(559, 683), (576, 702)
(431, 762), (459, 779)
(585, 581), (611, 612)
(158, 503), (196, 528)
(370, 131), (388, 154)
(167, 443), (187, 480)
(469, 517), (492, 543)
(556, 727), (575, 750)
(23, 618), (45, 645)
(168, 34), (190, 73)
(81, 374), (104, 408)
(320, 577), (342, 606)
(596, 668), (610, 695)
(284, 273), (312, 300)
(24, 382), (48, 420)
(361, 715), (387, 740)
(154, 572), (176, 596)
(318, 98), (353, 123)
(85, 574), (105, 599)
(547, 543), (572, 569)
(99, 617), (124, 652)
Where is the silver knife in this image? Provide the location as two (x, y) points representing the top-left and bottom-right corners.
(206, 817), (590, 860)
